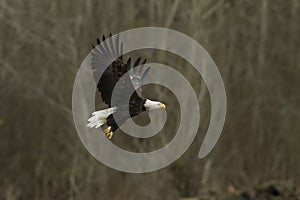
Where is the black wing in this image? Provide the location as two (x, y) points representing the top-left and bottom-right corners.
(128, 57), (151, 97)
(91, 34), (150, 107)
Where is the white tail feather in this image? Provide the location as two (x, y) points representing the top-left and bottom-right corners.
(87, 107), (116, 128)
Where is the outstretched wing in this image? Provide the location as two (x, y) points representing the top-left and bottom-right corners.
(127, 57), (151, 97)
(91, 34), (150, 107)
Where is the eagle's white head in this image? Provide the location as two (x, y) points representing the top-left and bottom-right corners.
(144, 99), (166, 110)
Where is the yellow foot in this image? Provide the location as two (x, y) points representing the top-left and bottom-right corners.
(104, 126), (113, 139)
(106, 131), (113, 139)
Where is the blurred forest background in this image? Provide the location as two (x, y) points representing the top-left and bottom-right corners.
(0, 0), (300, 199)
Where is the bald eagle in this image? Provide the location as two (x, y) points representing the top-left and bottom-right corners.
(87, 34), (166, 139)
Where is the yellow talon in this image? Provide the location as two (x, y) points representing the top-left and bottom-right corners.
(106, 131), (113, 139)
(104, 126), (113, 139)
(104, 126), (111, 134)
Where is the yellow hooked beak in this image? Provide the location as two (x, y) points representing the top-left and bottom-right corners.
(160, 103), (166, 109)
